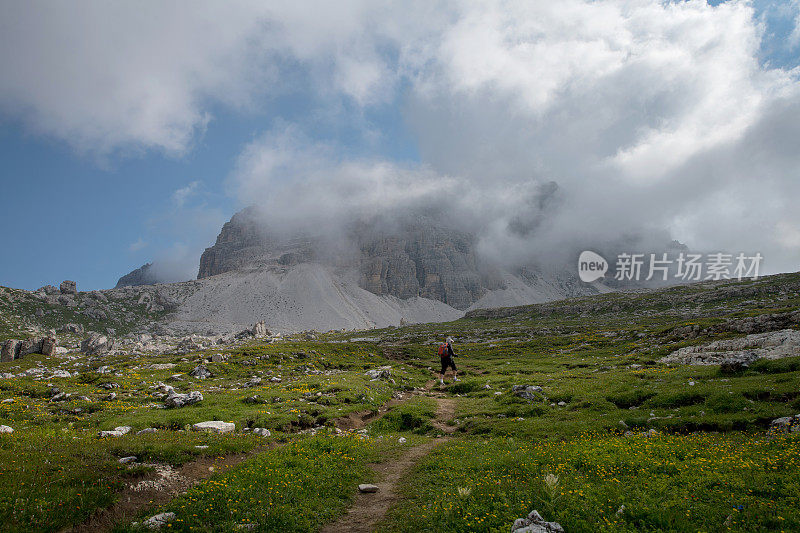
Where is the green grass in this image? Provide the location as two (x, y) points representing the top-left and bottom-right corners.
(1, 271), (800, 531)
(383, 433), (800, 532)
(114, 434), (416, 532)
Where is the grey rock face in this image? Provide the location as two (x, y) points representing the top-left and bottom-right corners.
(197, 208), (502, 310)
(661, 329), (800, 366)
(1, 340), (21, 362)
(60, 280), (77, 294)
(116, 262), (159, 288)
(81, 333), (112, 355)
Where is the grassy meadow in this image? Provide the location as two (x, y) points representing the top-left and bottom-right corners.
(1, 272), (799, 531)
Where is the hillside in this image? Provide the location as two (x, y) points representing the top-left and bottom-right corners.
(1, 271), (799, 531)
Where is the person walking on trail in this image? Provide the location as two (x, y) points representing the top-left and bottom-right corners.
(438, 336), (459, 385)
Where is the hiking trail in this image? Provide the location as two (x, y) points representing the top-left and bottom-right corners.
(320, 394), (456, 533)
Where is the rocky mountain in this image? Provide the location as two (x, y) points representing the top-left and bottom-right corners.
(116, 263), (160, 288)
(197, 207), (599, 312)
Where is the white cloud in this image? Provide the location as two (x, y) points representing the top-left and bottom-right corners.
(2, 1), (799, 273)
(173, 181), (200, 208)
(128, 238), (147, 252)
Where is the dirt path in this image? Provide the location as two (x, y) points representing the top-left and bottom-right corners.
(320, 395), (456, 533)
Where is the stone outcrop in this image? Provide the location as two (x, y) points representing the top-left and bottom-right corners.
(81, 333), (113, 355)
(197, 208), (504, 309)
(661, 329), (800, 366)
(116, 263), (160, 288)
(511, 510), (564, 533)
(1, 335), (57, 361)
(60, 280), (77, 294)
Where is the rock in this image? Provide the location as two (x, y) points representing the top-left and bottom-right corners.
(252, 428), (271, 437)
(661, 329), (800, 366)
(358, 484), (379, 493)
(1, 340), (21, 362)
(40, 285), (59, 295)
(197, 208), (525, 310)
(243, 377), (262, 388)
(211, 353), (228, 363)
(143, 512), (176, 529)
(0, 425), (13, 434)
(512, 385), (543, 401)
(557, 401), (566, 407)
(510, 510), (564, 533)
(175, 337), (203, 355)
(18, 338), (44, 357)
(118, 456), (137, 464)
(137, 428), (158, 435)
(243, 395), (264, 404)
(164, 391), (203, 408)
(81, 333), (112, 355)
(364, 366), (392, 380)
(81, 308), (108, 321)
(98, 426), (131, 438)
(60, 280), (77, 295)
(767, 414), (800, 435)
(40, 336), (57, 356)
(251, 321), (270, 338)
(106, 392), (117, 401)
(398, 437), (407, 444)
(193, 421), (235, 434)
(97, 365), (113, 374)
(116, 262), (160, 288)
(189, 365), (212, 379)
(59, 323), (84, 335)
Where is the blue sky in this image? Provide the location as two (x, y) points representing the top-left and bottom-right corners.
(1, 1), (799, 291)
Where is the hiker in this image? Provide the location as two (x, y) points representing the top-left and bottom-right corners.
(438, 336), (459, 385)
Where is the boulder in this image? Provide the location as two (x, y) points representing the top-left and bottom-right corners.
(60, 280), (77, 295)
(0, 425), (13, 434)
(365, 366), (392, 380)
(98, 426), (132, 438)
(512, 385), (544, 401)
(251, 320), (270, 338)
(358, 484), (379, 493)
(243, 377), (262, 388)
(59, 323), (85, 335)
(189, 365), (212, 379)
(143, 512), (176, 530)
(164, 391), (203, 408)
(1, 340), (21, 362)
(18, 338), (44, 357)
(767, 414), (800, 435)
(252, 428), (271, 437)
(510, 510), (564, 533)
(193, 421), (235, 434)
(40, 336), (57, 356)
(81, 333), (113, 355)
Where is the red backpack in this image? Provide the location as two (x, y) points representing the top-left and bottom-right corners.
(438, 343), (448, 357)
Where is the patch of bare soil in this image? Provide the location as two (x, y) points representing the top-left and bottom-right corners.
(62, 451), (258, 533)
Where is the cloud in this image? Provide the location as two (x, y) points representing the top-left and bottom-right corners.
(228, 1), (800, 273)
(3, 1), (799, 275)
(128, 238), (148, 253)
(173, 181), (200, 208)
